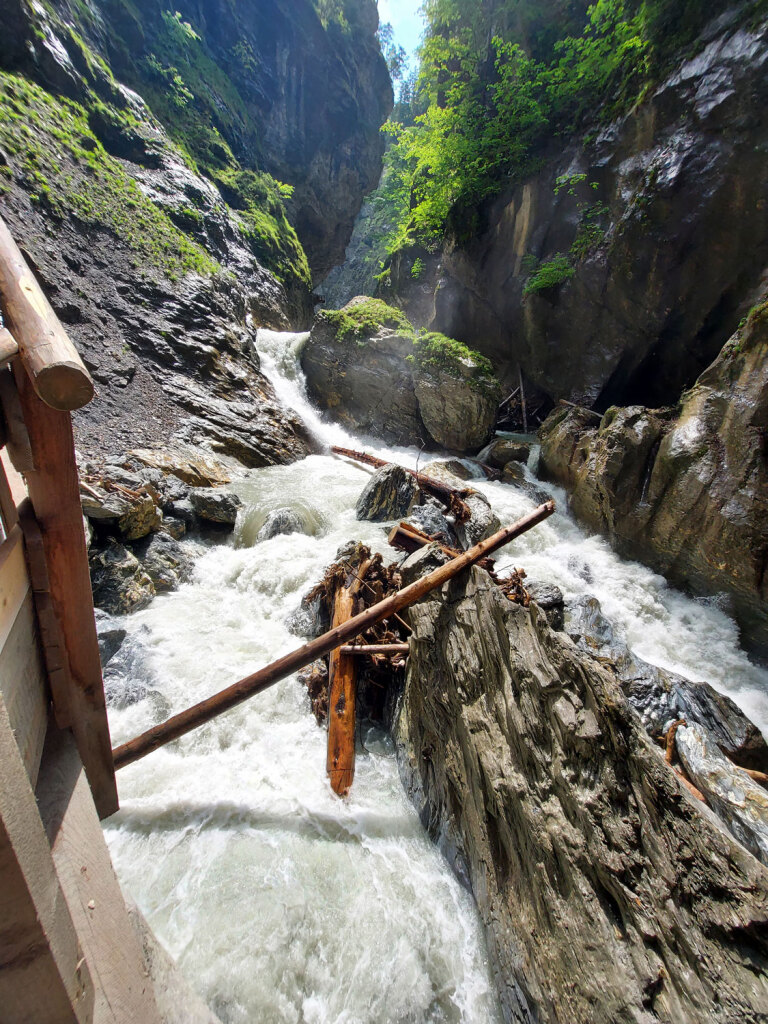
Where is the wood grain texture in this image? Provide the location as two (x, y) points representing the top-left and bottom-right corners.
(12, 361), (117, 818)
(0, 693), (94, 1023)
(0, 591), (48, 787)
(37, 729), (162, 1024)
(0, 216), (94, 411)
(327, 582), (357, 797)
(0, 526), (28, 649)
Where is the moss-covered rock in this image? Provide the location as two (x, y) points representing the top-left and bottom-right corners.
(303, 298), (501, 450)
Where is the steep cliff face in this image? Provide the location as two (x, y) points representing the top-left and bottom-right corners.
(395, 567), (768, 1023)
(538, 299), (768, 656)
(383, 10), (768, 409)
(0, 0), (390, 462)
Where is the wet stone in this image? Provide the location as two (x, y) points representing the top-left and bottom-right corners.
(355, 465), (417, 522)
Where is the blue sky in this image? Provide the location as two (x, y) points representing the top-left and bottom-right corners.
(378, 0), (425, 73)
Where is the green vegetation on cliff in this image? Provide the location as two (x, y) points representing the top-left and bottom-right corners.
(317, 298), (415, 342)
(375, 0), (747, 262)
(0, 72), (217, 279)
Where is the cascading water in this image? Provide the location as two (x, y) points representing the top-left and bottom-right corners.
(104, 329), (768, 1024)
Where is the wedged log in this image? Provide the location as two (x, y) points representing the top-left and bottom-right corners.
(389, 521), (495, 569)
(112, 501), (556, 770)
(327, 580), (357, 796)
(0, 216), (94, 411)
(332, 446), (472, 522)
(341, 644), (410, 655)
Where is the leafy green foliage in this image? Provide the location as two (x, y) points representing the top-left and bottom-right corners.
(522, 254), (574, 295)
(375, 0), (747, 261)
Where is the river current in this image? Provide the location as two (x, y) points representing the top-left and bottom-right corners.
(104, 330), (768, 1023)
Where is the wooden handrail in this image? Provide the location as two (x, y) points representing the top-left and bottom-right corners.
(0, 216), (94, 411)
(112, 501), (556, 770)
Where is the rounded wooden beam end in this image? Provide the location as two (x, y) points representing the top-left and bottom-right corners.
(329, 769), (354, 798)
(34, 361), (95, 411)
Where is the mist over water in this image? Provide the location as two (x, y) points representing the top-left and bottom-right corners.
(105, 330), (768, 1024)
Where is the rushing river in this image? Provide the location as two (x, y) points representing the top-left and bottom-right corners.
(104, 330), (768, 1024)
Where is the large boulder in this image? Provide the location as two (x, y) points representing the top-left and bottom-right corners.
(302, 298), (429, 446)
(539, 302), (768, 655)
(394, 565), (768, 1023)
(411, 334), (501, 451)
(302, 299), (501, 451)
(132, 532), (195, 593)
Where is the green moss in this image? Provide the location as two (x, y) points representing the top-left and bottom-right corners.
(319, 299), (415, 343)
(0, 72), (217, 278)
(523, 254), (575, 295)
(214, 168), (310, 289)
(409, 331), (496, 385)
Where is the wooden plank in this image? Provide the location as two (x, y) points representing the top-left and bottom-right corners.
(113, 501), (556, 770)
(37, 729), (162, 1024)
(340, 644), (410, 655)
(1, 447), (27, 508)
(0, 216), (94, 411)
(0, 591), (48, 787)
(0, 367), (34, 472)
(0, 526), (29, 650)
(0, 692), (94, 1023)
(12, 361), (118, 818)
(327, 581), (357, 797)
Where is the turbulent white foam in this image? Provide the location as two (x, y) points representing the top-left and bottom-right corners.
(105, 331), (768, 1023)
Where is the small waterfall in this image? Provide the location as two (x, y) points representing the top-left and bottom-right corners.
(103, 331), (768, 1023)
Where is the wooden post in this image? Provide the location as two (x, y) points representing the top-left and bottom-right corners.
(0, 217), (94, 411)
(518, 365), (528, 435)
(112, 502), (556, 770)
(12, 363), (118, 818)
(0, 327), (19, 363)
(326, 579), (357, 796)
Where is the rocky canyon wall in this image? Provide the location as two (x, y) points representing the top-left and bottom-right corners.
(0, 0), (391, 463)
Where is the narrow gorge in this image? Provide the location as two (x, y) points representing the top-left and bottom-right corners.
(1, 1), (767, 1023)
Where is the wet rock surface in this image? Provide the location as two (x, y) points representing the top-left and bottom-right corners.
(90, 539), (156, 615)
(257, 508), (307, 541)
(566, 595), (768, 772)
(394, 566), (768, 1023)
(539, 303), (768, 655)
(355, 465), (417, 522)
(131, 533), (195, 593)
(676, 722), (768, 867)
(188, 489), (242, 526)
(413, 364), (500, 452)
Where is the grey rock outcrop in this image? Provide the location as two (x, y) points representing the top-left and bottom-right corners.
(257, 508), (306, 541)
(676, 723), (768, 866)
(132, 533), (194, 593)
(539, 302), (768, 655)
(90, 540), (156, 615)
(394, 566), (768, 1023)
(302, 298), (501, 451)
(454, 492), (501, 549)
(189, 489), (242, 526)
(355, 465), (417, 522)
(566, 595), (768, 771)
(413, 364), (500, 451)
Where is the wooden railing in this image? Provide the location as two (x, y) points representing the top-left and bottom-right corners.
(0, 214), (117, 819)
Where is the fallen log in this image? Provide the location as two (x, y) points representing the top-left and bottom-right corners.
(388, 521), (496, 571)
(332, 445), (472, 523)
(340, 644), (410, 656)
(327, 568), (361, 797)
(112, 500), (556, 770)
(558, 399), (602, 421)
